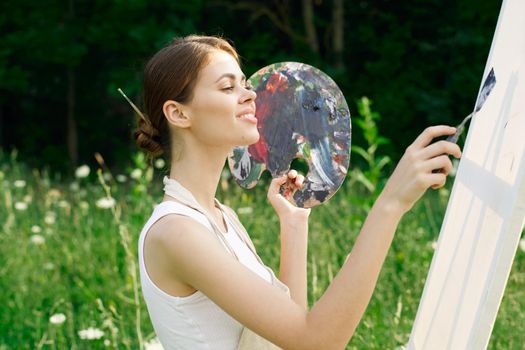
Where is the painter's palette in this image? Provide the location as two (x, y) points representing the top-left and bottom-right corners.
(227, 62), (351, 208)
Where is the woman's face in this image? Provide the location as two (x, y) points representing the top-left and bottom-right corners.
(183, 50), (259, 148)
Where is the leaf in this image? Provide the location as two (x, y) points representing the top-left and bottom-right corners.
(351, 146), (370, 162)
(376, 156), (392, 171)
(367, 144), (378, 156)
(376, 136), (391, 146)
(354, 171), (375, 193)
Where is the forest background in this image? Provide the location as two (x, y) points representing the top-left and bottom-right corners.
(0, 0), (500, 173)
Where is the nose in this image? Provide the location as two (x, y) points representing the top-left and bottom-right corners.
(240, 86), (257, 103)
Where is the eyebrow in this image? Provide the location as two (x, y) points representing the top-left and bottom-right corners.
(214, 73), (246, 83)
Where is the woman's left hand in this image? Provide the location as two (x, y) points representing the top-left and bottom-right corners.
(267, 170), (311, 222)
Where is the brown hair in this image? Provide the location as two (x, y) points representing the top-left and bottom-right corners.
(133, 35), (240, 162)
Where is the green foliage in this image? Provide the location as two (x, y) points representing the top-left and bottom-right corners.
(348, 97), (392, 208)
(1, 152), (524, 349)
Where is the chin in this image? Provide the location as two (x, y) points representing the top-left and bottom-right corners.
(249, 128), (260, 144)
(239, 129), (260, 146)
(248, 133), (260, 145)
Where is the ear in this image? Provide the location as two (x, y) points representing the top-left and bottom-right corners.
(163, 100), (191, 129)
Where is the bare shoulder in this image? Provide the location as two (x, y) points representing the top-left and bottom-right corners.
(146, 213), (219, 253)
(144, 212), (224, 286)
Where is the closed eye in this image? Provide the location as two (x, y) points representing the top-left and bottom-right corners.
(216, 71), (252, 92)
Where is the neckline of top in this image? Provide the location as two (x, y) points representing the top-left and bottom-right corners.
(156, 199), (231, 236)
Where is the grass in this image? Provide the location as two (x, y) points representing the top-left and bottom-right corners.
(0, 148), (524, 350)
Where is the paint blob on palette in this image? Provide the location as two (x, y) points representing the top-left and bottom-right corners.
(227, 62), (351, 208)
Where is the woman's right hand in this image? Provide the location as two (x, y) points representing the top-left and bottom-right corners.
(379, 125), (462, 214)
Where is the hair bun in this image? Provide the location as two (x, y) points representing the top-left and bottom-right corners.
(134, 116), (164, 158)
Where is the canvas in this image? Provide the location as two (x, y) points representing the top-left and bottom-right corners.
(407, 0), (525, 348)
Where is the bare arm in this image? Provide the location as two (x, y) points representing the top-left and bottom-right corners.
(274, 170), (310, 309)
(155, 125), (462, 350)
(279, 217), (309, 309)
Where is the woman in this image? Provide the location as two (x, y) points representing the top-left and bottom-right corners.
(134, 35), (461, 350)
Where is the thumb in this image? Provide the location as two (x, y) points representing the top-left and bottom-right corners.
(268, 174), (288, 195)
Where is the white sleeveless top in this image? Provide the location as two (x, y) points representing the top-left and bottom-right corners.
(138, 200), (273, 350)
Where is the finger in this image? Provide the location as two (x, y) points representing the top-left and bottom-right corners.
(295, 175), (305, 187)
(412, 125), (457, 149)
(288, 169), (298, 179)
(428, 173), (447, 189)
(268, 175), (288, 195)
(419, 140), (462, 160)
(423, 155), (453, 175)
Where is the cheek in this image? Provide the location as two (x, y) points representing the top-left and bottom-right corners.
(193, 93), (236, 123)
(190, 93), (238, 142)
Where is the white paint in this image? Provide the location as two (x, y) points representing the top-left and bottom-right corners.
(407, 0), (525, 348)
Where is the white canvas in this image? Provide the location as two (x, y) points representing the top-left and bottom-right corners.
(407, 0), (525, 349)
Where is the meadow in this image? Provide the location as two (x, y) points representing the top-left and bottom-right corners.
(1, 102), (524, 349)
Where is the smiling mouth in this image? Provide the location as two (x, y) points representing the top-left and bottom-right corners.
(236, 113), (257, 124)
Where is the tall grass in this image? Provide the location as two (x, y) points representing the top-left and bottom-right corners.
(1, 100), (524, 349)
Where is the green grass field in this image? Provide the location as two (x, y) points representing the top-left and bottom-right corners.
(1, 149), (524, 350)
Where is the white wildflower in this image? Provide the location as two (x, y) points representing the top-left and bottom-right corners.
(23, 194), (32, 203)
(49, 313), (66, 325)
(130, 168), (142, 180)
(439, 187), (450, 198)
(237, 207), (253, 215)
(96, 197), (116, 209)
(14, 202), (28, 211)
(519, 238), (525, 253)
(221, 179), (230, 192)
(221, 168), (231, 180)
(220, 178), (229, 191)
(75, 165), (90, 179)
(43, 262), (54, 270)
(431, 240), (438, 250)
(104, 339), (111, 346)
(45, 212), (56, 225)
(14, 180), (26, 188)
(31, 225), (42, 233)
(69, 182), (80, 192)
(78, 327), (105, 340)
(79, 201), (89, 210)
(103, 172), (111, 181)
(47, 189), (61, 199)
(58, 200), (69, 208)
(30, 234), (45, 245)
(449, 158), (460, 177)
(116, 174), (127, 183)
(144, 337), (164, 350)
(154, 158), (166, 169)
